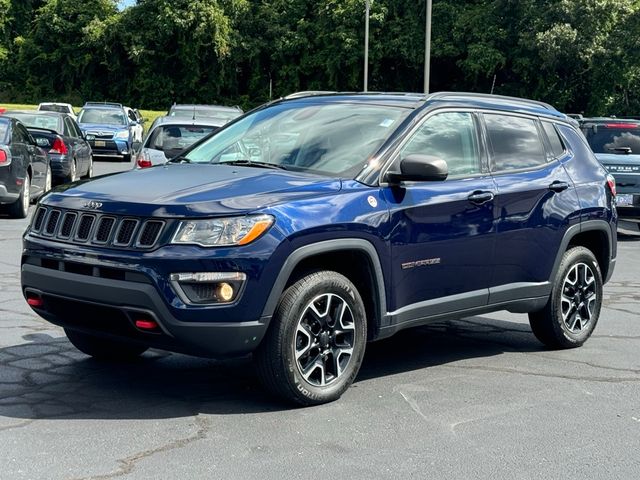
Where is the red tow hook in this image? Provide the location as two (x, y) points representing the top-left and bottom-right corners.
(135, 319), (160, 331)
(26, 293), (44, 308)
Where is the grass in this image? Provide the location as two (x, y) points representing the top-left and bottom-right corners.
(0, 103), (166, 132)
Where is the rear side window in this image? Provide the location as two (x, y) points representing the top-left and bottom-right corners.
(542, 122), (565, 158)
(484, 114), (547, 171)
(583, 123), (640, 154)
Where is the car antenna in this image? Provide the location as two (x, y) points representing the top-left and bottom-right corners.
(192, 105), (196, 121)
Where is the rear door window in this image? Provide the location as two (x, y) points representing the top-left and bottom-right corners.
(484, 114), (547, 171)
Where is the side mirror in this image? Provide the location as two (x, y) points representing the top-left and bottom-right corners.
(385, 154), (448, 184)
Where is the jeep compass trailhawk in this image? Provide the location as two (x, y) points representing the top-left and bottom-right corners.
(21, 92), (617, 405)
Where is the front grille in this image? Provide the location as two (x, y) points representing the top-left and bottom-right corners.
(59, 213), (77, 238)
(94, 217), (116, 243)
(138, 221), (164, 247)
(44, 210), (61, 236)
(33, 208), (47, 232)
(29, 207), (166, 250)
(76, 215), (95, 241)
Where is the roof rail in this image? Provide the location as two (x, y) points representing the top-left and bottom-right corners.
(284, 91), (337, 99)
(427, 91), (555, 111)
(83, 101), (123, 108)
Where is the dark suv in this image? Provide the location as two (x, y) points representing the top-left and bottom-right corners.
(581, 118), (640, 232)
(21, 92), (617, 405)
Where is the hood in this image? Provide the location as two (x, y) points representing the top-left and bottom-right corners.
(43, 164), (342, 217)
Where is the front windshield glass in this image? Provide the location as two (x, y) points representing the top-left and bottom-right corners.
(78, 108), (127, 126)
(6, 113), (60, 133)
(182, 102), (407, 177)
(147, 125), (218, 155)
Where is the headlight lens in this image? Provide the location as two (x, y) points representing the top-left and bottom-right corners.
(171, 215), (274, 247)
(114, 130), (130, 139)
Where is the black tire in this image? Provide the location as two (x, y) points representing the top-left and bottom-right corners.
(255, 271), (367, 406)
(529, 246), (603, 349)
(64, 328), (148, 360)
(7, 171), (31, 219)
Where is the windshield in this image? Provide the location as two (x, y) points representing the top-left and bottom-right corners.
(40, 104), (72, 114)
(584, 124), (640, 154)
(169, 108), (241, 123)
(146, 124), (218, 155)
(182, 102), (407, 177)
(6, 113), (61, 133)
(78, 108), (127, 126)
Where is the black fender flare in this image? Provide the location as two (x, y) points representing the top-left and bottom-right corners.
(261, 238), (388, 323)
(549, 219), (615, 284)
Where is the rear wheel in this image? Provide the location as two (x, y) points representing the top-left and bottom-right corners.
(64, 328), (148, 360)
(66, 159), (77, 183)
(529, 246), (602, 348)
(82, 156), (93, 179)
(255, 271), (367, 406)
(7, 171), (31, 219)
(43, 164), (52, 195)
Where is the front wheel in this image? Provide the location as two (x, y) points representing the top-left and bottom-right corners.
(255, 271), (367, 406)
(64, 328), (148, 360)
(529, 246), (603, 348)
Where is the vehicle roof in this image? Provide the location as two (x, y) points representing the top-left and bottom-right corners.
(81, 102), (124, 110)
(580, 117), (640, 124)
(170, 104), (242, 112)
(277, 91), (568, 121)
(39, 102), (73, 106)
(3, 109), (68, 118)
(151, 116), (228, 128)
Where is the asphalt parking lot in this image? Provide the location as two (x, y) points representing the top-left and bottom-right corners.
(1, 159), (640, 479)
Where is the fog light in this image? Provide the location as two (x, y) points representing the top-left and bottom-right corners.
(170, 272), (246, 305)
(218, 282), (234, 302)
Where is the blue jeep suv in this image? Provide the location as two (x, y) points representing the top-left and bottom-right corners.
(21, 92), (617, 405)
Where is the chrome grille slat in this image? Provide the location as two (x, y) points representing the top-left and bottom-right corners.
(29, 207), (165, 250)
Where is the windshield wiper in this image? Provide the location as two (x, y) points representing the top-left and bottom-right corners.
(219, 159), (288, 170)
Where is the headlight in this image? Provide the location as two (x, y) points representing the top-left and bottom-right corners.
(171, 215), (274, 247)
(114, 130), (130, 140)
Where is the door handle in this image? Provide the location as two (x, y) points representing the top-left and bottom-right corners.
(549, 181), (569, 192)
(468, 191), (495, 205)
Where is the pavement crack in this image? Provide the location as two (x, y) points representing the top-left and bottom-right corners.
(71, 415), (212, 480)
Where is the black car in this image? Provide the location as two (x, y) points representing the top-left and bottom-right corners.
(0, 117), (50, 218)
(3, 110), (93, 184)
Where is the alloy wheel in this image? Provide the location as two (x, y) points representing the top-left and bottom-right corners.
(44, 166), (52, 192)
(294, 293), (356, 387)
(560, 262), (597, 333)
(22, 175), (30, 213)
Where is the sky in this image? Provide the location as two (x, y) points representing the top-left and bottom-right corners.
(117, 0), (135, 10)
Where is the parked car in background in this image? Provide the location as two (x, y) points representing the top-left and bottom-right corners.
(37, 102), (77, 121)
(3, 110), (93, 184)
(77, 102), (137, 162)
(136, 116), (222, 168)
(581, 117), (640, 232)
(0, 116), (50, 218)
(168, 104), (242, 123)
(21, 92), (616, 405)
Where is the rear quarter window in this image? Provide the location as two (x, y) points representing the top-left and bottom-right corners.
(542, 121), (565, 158)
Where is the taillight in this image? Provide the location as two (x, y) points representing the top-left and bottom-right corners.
(606, 174), (617, 197)
(50, 137), (68, 155)
(137, 150), (152, 168)
(0, 149), (7, 164)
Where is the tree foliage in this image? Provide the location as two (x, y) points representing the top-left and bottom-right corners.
(1, 0), (640, 114)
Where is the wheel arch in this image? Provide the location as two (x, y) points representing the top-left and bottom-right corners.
(261, 239), (387, 340)
(551, 220), (614, 284)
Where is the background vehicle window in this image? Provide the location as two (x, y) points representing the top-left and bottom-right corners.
(542, 122), (565, 158)
(78, 109), (127, 126)
(584, 124), (640, 154)
(63, 117), (74, 137)
(147, 125), (218, 154)
(70, 119), (83, 138)
(13, 124), (30, 144)
(485, 114), (546, 171)
(0, 122), (8, 143)
(400, 111), (481, 177)
(128, 110), (137, 122)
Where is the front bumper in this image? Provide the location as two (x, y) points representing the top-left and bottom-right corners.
(89, 138), (131, 157)
(20, 231), (288, 358)
(22, 262), (269, 358)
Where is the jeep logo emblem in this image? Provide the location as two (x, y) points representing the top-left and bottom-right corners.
(83, 201), (103, 210)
